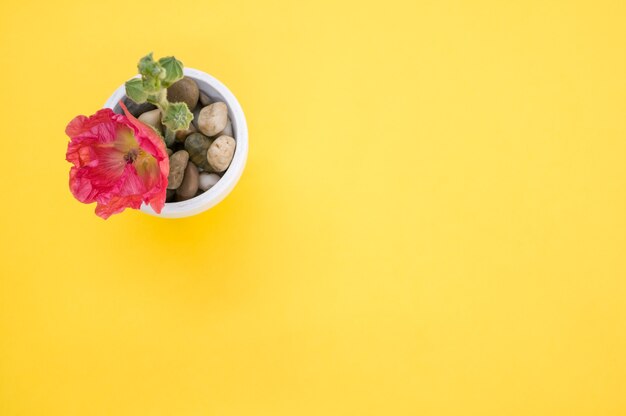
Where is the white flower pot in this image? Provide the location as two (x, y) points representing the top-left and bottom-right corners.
(104, 68), (248, 218)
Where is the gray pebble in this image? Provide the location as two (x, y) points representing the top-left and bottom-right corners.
(184, 133), (213, 171)
(122, 96), (156, 117)
(191, 105), (202, 130)
(199, 92), (212, 107)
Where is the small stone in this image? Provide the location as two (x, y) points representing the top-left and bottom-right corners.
(184, 133), (212, 171)
(167, 150), (189, 190)
(166, 188), (176, 202)
(166, 148), (173, 156)
(138, 109), (162, 134)
(176, 162), (199, 201)
(191, 105), (202, 130)
(218, 119), (233, 137)
(198, 102), (228, 137)
(175, 123), (197, 142)
(122, 96), (156, 117)
(198, 172), (220, 191)
(207, 135), (236, 172)
(167, 77), (199, 110)
(199, 92), (212, 106)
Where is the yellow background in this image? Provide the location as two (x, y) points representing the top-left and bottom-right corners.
(1, 0), (625, 414)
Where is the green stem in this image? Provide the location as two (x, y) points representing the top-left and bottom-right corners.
(155, 92), (175, 147)
(156, 90), (169, 111)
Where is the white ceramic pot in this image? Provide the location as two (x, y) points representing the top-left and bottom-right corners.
(104, 68), (248, 218)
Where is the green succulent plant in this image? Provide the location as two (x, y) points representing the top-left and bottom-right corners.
(125, 52), (193, 146)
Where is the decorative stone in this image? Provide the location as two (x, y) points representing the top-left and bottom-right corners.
(175, 123), (197, 142)
(166, 148), (173, 156)
(207, 135), (236, 172)
(218, 119), (233, 137)
(176, 161), (199, 201)
(167, 77), (199, 110)
(184, 133), (212, 171)
(166, 188), (176, 202)
(199, 172), (220, 191)
(191, 105), (202, 130)
(122, 96), (156, 117)
(198, 102), (228, 137)
(138, 109), (162, 134)
(199, 92), (212, 107)
(167, 150), (189, 190)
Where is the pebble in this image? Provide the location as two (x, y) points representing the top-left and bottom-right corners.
(167, 150), (189, 189)
(176, 161), (199, 201)
(166, 188), (176, 202)
(219, 119), (233, 137)
(184, 133), (212, 171)
(198, 102), (228, 137)
(198, 172), (220, 191)
(207, 135), (236, 172)
(199, 92), (212, 107)
(175, 123), (197, 142)
(138, 109), (162, 134)
(166, 148), (173, 156)
(191, 105), (202, 130)
(167, 77), (199, 110)
(122, 96), (156, 117)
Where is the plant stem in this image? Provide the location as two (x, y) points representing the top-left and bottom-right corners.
(157, 90), (169, 111)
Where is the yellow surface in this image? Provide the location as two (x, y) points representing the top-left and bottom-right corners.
(1, 0), (625, 414)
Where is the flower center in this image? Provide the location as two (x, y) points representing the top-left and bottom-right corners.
(124, 148), (139, 164)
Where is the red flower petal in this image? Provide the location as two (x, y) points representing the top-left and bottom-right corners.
(65, 104), (170, 219)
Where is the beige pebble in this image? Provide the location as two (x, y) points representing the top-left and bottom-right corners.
(138, 109), (162, 134)
(207, 135), (236, 172)
(198, 102), (228, 137)
(216, 119), (233, 138)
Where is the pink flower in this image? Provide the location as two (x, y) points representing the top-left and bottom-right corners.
(65, 102), (169, 219)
